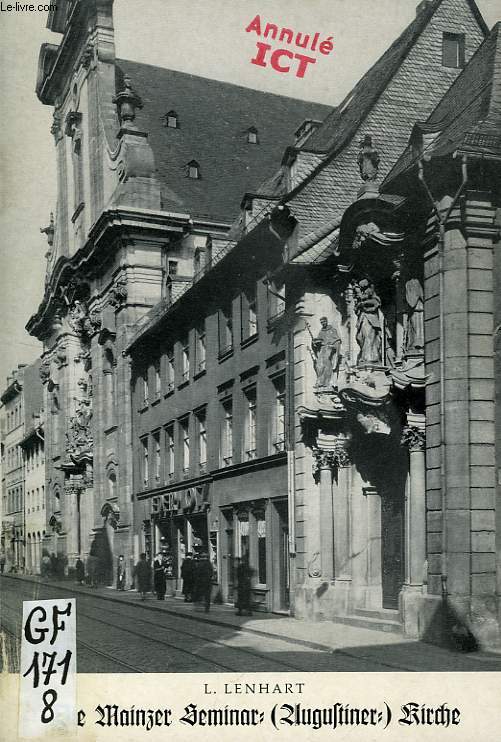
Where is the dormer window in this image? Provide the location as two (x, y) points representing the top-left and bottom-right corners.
(247, 126), (259, 144)
(187, 160), (201, 179)
(442, 32), (465, 68)
(164, 110), (179, 128)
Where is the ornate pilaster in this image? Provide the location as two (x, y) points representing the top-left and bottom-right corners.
(401, 425), (425, 452)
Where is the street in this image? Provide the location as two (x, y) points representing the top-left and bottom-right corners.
(2, 575), (501, 673)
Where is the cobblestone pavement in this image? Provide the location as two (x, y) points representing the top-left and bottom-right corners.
(2, 575), (500, 673)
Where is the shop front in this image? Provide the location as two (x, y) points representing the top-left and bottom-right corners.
(214, 457), (289, 613)
(149, 483), (215, 592)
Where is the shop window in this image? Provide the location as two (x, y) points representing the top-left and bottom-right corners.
(141, 437), (149, 487)
(256, 513), (267, 585)
(195, 321), (206, 374)
(237, 511), (250, 561)
(272, 375), (286, 452)
(165, 423), (175, 481)
(220, 397), (233, 467)
(218, 303), (233, 357)
(442, 32), (465, 68)
(244, 386), (257, 460)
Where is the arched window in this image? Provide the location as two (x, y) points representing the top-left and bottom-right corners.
(163, 110), (179, 128)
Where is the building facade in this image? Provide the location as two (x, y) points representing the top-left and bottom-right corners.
(1, 365), (27, 572)
(19, 360), (46, 575)
(128, 215), (292, 610)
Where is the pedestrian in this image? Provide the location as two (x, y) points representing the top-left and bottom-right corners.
(0, 552), (5, 574)
(86, 553), (98, 588)
(75, 557), (85, 585)
(180, 552), (194, 602)
(49, 552), (58, 579)
(116, 554), (126, 591)
(193, 552), (213, 612)
(134, 553), (151, 600)
(235, 557), (253, 616)
(153, 552), (166, 600)
(41, 552), (50, 578)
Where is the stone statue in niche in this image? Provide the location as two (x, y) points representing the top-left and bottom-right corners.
(353, 279), (382, 364)
(404, 278), (424, 353)
(311, 316), (341, 389)
(357, 135), (380, 181)
(68, 300), (87, 336)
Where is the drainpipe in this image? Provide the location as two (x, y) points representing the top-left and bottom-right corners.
(418, 154), (468, 602)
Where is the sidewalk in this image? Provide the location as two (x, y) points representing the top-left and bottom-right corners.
(3, 573), (501, 671)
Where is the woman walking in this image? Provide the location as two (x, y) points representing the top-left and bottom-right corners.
(153, 552), (166, 600)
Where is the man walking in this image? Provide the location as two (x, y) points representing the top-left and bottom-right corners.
(194, 553), (213, 612)
(116, 554), (126, 591)
(134, 553), (151, 601)
(235, 557), (253, 616)
(180, 551), (194, 602)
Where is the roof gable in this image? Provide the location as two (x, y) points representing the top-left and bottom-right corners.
(300, 0), (487, 156)
(385, 21), (501, 183)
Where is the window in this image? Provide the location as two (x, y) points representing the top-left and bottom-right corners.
(244, 386), (257, 460)
(267, 279), (285, 322)
(442, 32), (465, 68)
(237, 511), (250, 561)
(195, 322), (206, 373)
(165, 424), (175, 481)
(242, 285), (258, 341)
(247, 126), (258, 144)
(154, 431), (161, 482)
(42, 485), (45, 510)
(180, 417), (190, 475)
(141, 437), (149, 487)
(219, 303), (233, 356)
(187, 159), (201, 179)
(220, 398), (233, 467)
(196, 408), (207, 472)
(142, 370), (149, 406)
(167, 260), (178, 276)
(181, 334), (190, 383)
(164, 110), (179, 128)
(256, 512), (267, 584)
(154, 360), (161, 398)
(272, 375), (286, 452)
(166, 347), (175, 393)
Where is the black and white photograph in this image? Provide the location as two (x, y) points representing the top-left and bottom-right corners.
(1, 0), (501, 737)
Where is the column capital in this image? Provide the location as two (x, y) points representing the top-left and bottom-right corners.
(312, 440), (351, 477)
(401, 425), (425, 452)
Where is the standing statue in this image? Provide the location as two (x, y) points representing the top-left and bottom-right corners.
(311, 316), (341, 388)
(405, 278), (424, 352)
(357, 135), (380, 181)
(354, 278), (382, 364)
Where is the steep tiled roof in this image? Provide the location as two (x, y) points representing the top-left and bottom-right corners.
(384, 22), (501, 184)
(301, 0), (487, 155)
(115, 60), (331, 223)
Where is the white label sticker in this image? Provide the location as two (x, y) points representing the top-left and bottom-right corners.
(19, 598), (76, 739)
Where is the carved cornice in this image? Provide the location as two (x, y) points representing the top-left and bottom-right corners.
(401, 425), (425, 452)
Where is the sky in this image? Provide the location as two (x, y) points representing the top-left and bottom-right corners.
(0, 0), (499, 388)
